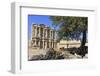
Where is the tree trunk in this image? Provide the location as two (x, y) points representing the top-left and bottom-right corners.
(81, 30), (86, 47)
(80, 30), (86, 57)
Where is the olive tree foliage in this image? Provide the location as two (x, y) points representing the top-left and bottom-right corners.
(50, 16), (88, 47)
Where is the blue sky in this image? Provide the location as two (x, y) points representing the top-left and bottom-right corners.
(28, 15), (59, 39)
(28, 15), (87, 41)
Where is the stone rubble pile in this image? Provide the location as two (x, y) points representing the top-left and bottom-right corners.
(29, 47), (88, 61)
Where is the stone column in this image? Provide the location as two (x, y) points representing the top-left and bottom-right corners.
(45, 41), (47, 49)
(46, 29), (47, 39)
(32, 26), (33, 38)
(50, 30), (51, 39)
(34, 39), (36, 46)
(54, 42), (56, 48)
(35, 26), (37, 37)
(38, 40), (40, 49)
(44, 41), (45, 49)
(32, 26), (35, 38)
(43, 28), (45, 39)
(49, 40), (51, 48)
(51, 30), (52, 39)
(39, 27), (41, 38)
(42, 40), (44, 49)
(47, 29), (49, 39)
(39, 27), (41, 48)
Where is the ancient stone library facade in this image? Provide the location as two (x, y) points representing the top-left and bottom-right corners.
(31, 24), (58, 49)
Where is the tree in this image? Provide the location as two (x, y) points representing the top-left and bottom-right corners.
(50, 16), (88, 50)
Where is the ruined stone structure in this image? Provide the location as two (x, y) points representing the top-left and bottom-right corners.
(31, 24), (58, 49)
